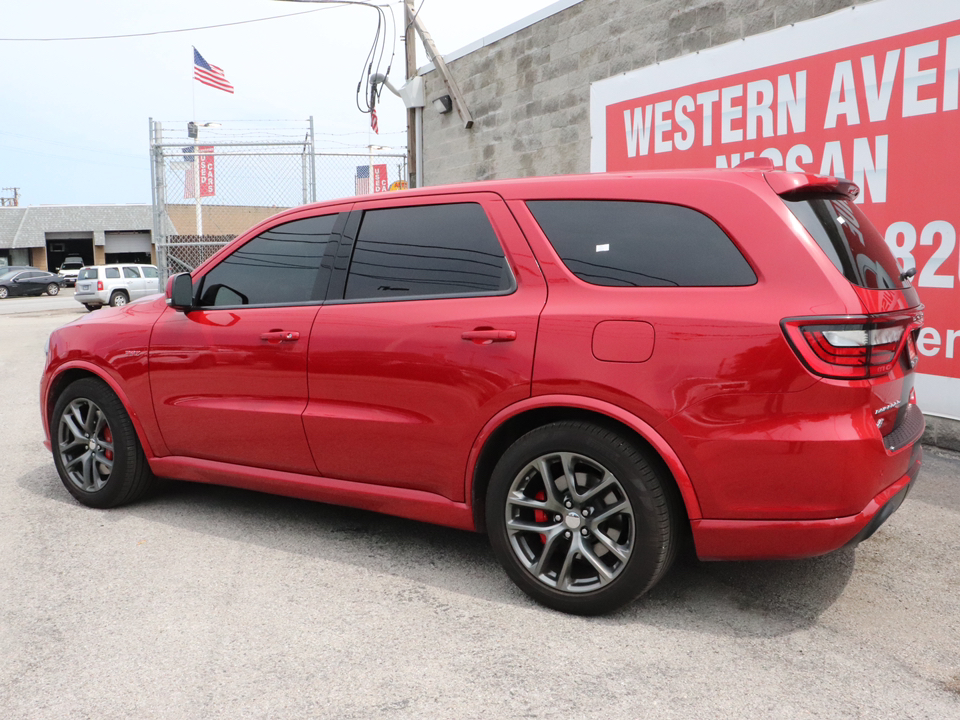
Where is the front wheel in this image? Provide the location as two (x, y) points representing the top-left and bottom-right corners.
(51, 378), (158, 508)
(46, 283), (60, 296)
(109, 291), (128, 307)
(0, 286), (7, 299)
(486, 421), (679, 615)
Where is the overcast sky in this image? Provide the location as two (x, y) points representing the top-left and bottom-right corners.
(0, 0), (559, 206)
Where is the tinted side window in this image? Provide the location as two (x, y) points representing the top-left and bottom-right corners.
(344, 203), (511, 300)
(123, 267), (141, 278)
(142, 266), (158, 278)
(105, 267), (121, 279)
(783, 196), (906, 290)
(198, 214), (339, 307)
(527, 200), (756, 287)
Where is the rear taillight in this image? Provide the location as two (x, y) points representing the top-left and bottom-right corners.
(97, 281), (103, 291)
(782, 312), (922, 380)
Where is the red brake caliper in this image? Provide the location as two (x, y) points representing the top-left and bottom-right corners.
(533, 490), (547, 544)
(103, 426), (114, 461)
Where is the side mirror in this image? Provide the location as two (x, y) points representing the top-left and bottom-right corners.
(166, 273), (194, 311)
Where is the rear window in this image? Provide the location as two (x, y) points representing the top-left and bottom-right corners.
(78, 268), (98, 280)
(783, 196), (907, 290)
(526, 200), (756, 287)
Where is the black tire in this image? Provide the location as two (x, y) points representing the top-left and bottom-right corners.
(46, 283), (60, 296)
(0, 286), (7, 299)
(486, 421), (679, 615)
(109, 291), (129, 307)
(83, 304), (98, 312)
(51, 378), (158, 508)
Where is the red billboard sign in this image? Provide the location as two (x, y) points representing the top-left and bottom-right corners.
(590, 0), (960, 418)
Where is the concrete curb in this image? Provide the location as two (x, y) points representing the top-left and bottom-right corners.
(922, 415), (960, 453)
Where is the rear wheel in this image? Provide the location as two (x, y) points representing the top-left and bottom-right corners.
(51, 378), (158, 508)
(46, 283), (60, 296)
(0, 286), (7, 299)
(486, 421), (679, 615)
(109, 291), (128, 307)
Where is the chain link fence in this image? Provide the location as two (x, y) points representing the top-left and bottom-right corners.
(150, 118), (407, 279)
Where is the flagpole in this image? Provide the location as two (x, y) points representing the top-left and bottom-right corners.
(191, 48), (201, 237)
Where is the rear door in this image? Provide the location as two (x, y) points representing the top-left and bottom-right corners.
(122, 266), (147, 298)
(141, 265), (161, 295)
(150, 209), (348, 474)
(303, 193), (547, 501)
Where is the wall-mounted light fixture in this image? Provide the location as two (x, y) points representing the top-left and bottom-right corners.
(432, 95), (453, 114)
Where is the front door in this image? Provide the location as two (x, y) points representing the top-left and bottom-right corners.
(150, 211), (345, 474)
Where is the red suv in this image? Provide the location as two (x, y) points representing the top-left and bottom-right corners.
(41, 167), (924, 615)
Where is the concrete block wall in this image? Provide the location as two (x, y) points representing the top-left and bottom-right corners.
(420, 0), (870, 186)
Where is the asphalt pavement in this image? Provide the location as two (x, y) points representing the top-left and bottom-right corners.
(1, 296), (958, 719)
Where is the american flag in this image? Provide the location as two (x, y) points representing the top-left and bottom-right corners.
(371, 107), (379, 134)
(355, 166), (370, 195)
(194, 48), (234, 94)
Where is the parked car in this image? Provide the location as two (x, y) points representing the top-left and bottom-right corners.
(57, 256), (85, 287)
(40, 167), (925, 615)
(0, 269), (65, 299)
(73, 264), (161, 310)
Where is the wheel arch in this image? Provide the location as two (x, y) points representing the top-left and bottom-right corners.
(45, 363), (158, 459)
(467, 395), (702, 532)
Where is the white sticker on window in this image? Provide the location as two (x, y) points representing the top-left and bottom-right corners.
(596, 244), (610, 252)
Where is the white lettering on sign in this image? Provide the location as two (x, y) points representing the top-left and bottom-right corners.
(861, 49), (900, 122)
(885, 219), (959, 288)
(825, 60), (861, 128)
(777, 72), (807, 135)
(903, 40), (940, 116)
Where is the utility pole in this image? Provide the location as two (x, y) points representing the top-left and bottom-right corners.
(408, 10), (473, 129)
(1, 188), (20, 207)
(404, 0), (418, 188)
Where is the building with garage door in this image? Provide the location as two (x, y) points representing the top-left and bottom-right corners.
(0, 205), (154, 272)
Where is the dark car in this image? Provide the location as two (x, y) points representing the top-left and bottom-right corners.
(41, 167), (924, 615)
(0, 269), (65, 299)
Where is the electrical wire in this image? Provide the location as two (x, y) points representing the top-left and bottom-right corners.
(0, 5), (358, 42)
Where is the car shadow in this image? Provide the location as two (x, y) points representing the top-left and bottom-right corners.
(21, 466), (855, 635)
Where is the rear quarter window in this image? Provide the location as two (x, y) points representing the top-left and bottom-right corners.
(526, 200), (756, 287)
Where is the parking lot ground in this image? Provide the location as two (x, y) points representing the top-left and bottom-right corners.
(2, 299), (959, 719)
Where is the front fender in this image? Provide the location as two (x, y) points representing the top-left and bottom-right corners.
(42, 360), (167, 460)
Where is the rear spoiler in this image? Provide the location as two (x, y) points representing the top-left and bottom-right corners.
(735, 156), (860, 200)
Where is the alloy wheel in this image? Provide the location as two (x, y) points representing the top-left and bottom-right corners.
(504, 451), (635, 593)
(57, 397), (115, 493)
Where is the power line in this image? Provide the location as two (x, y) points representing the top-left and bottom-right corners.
(0, 2), (389, 42)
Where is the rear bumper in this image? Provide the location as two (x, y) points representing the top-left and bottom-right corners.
(74, 291), (105, 305)
(691, 441), (923, 561)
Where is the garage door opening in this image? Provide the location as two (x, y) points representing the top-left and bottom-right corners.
(105, 231), (153, 265)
